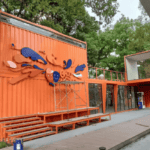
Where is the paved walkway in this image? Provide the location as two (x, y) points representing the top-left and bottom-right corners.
(2, 108), (150, 150)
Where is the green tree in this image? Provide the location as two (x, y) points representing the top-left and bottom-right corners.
(84, 0), (119, 27)
(71, 11), (100, 41)
(85, 28), (114, 68)
(87, 15), (143, 72)
(0, 0), (119, 37)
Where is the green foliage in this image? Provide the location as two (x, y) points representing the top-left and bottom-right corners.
(99, 16), (142, 72)
(0, 0), (119, 40)
(0, 142), (7, 149)
(84, 0), (119, 27)
(72, 11), (100, 41)
(40, 20), (64, 33)
(86, 15), (146, 72)
(128, 22), (150, 52)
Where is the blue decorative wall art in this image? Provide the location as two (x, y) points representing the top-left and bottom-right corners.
(22, 64), (32, 67)
(64, 59), (72, 69)
(53, 71), (60, 82)
(21, 47), (47, 64)
(75, 64), (86, 73)
(33, 65), (44, 70)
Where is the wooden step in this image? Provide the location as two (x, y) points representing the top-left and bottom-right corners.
(20, 131), (56, 141)
(6, 123), (49, 133)
(3, 120), (44, 129)
(0, 117), (41, 125)
(0, 114), (37, 123)
(9, 127), (51, 138)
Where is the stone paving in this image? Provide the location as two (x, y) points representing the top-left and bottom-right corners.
(2, 108), (150, 150)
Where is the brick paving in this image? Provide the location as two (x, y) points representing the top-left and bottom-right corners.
(25, 116), (150, 150)
(2, 109), (150, 150)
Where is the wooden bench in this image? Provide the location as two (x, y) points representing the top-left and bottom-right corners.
(19, 131), (56, 142)
(0, 115), (38, 141)
(48, 113), (111, 133)
(38, 107), (100, 123)
(1, 120), (44, 141)
(8, 126), (53, 143)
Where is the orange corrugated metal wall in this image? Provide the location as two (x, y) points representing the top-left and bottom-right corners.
(0, 21), (89, 118)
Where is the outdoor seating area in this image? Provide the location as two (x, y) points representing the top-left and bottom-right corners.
(48, 113), (111, 134)
(0, 107), (111, 144)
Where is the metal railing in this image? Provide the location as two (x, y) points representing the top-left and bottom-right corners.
(88, 66), (125, 82)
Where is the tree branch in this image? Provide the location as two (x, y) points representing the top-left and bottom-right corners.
(17, 0), (25, 17)
(1, 0), (9, 12)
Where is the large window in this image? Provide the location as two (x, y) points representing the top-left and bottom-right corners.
(117, 86), (137, 112)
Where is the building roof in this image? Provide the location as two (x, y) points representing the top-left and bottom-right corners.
(140, 0), (150, 17)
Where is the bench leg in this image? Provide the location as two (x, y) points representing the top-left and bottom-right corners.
(61, 114), (63, 120)
(3, 128), (6, 142)
(87, 110), (90, 115)
(99, 117), (101, 123)
(0, 125), (2, 141)
(56, 127), (58, 134)
(72, 123), (75, 129)
(44, 116), (46, 123)
(109, 115), (111, 120)
(87, 120), (89, 126)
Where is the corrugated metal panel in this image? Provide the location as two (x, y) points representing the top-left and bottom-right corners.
(0, 20), (88, 117)
(0, 13), (86, 49)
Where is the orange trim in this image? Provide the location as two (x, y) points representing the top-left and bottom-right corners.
(124, 55), (127, 82)
(126, 78), (150, 85)
(114, 85), (118, 112)
(110, 108), (138, 115)
(86, 78), (127, 85)
(125, 50), (150, 58)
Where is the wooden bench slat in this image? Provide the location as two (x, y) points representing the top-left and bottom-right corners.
(48, 113), (110, 125)
(20, 131), (55, 141)
(9, 127), (51, 137)
(0, 117), (40, 124)
(3, 120), (43, 128)
(0, 114), (37, 122)
(39, 107), (99, 115)
(6, 123), (49, 133)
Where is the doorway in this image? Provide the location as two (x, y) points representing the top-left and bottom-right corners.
(88, 83), (103, 114)
(117, 85), (125, 111)
(105, 84), (115, 113)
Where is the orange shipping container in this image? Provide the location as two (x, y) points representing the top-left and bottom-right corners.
(0, 10), (89, 118)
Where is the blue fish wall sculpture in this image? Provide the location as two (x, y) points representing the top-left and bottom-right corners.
(33, 65), (44, 70)
(64, 59), (72, 69)
(75, 64), (86, 73)
(49, 82), (54, 86)
(53, 71), (60, 82)
(22, 64), (32, 67)
(21, 47), (47, 64)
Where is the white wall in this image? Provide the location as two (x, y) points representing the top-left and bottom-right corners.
(126, 58), (139, 80)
